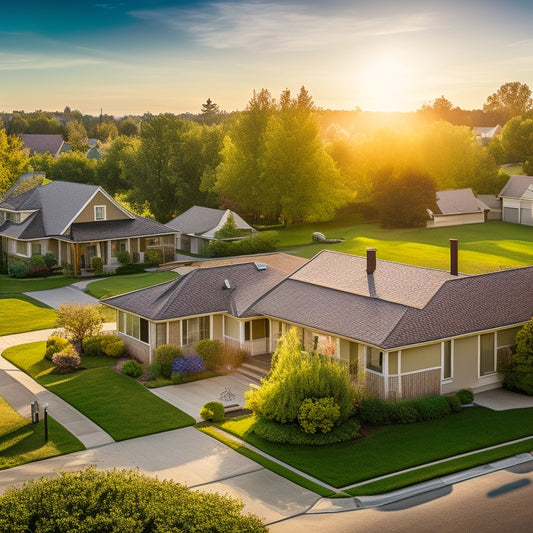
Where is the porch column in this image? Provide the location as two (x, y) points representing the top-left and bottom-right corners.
(383, 352), (389, 399)
(96, 242), (101, 257)
(58, 241), (62, 264)
(239, 320), (245, 349)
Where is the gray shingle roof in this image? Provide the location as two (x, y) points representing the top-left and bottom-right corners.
(103, 262), (291, 320)
(20, 134), (64, 156)
(70, 216), (175, 242)
(498, 175), (533, 199)
(289, 250), (463, 309)
(434, 188), (483, 215)
(166, 206), (253, 236)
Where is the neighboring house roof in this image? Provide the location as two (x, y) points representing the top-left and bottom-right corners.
(166, 206), (254, 238)
(477, 194), (501, 210)
(0, 178), (172, 242)
(103, 262), (291, 320)
(20, 134), (65, 157)
(498, 175), (533, 199)
(86, 146), (101, 160)
(70, 216), (175, 242)
(473, 125), (501, 140)
(433, 188), (485, 215)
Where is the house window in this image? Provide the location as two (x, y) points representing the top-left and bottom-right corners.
(480, 333), (496, 375)
(16, 241), (27, 256)
(119, 311), (149, 344)
(8, 212), (21, 223)
(442, 340), (452, 380)
(31, 243), (42, 255)
(156, 323), (167, 347)
(182, 316), (210, 346)
(111, 239), (128, 257)
(366, 347), (383, 373)
(94, 205), (106, 221)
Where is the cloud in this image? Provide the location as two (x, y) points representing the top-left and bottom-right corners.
(131, 2), (434, 52)
(0, 52), (106, 71)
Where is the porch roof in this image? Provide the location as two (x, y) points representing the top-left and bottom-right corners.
(69, 216), (176, 242)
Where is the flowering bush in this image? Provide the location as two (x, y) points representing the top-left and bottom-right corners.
(172, 355), (206, 375)
(52, 345), (81, 372)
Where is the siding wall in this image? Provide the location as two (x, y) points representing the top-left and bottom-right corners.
(73, 191), (128, 223)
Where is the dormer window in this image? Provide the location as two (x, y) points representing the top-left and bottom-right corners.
(94, 205), (106, 221)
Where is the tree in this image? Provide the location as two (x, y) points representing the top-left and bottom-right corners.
(95, 120), (118, 142)
(483, 82), (533, 122)
(376, 168), (437, 228)
(502, 319), (533, 395)
(96, 135), (138, 194)
(48, 152), (97, 184)
(117, 117), (139, 137)
(56, 304), (104, 353)
(6, 113), (29, 135)
(29, 152), (56, 175)
(0, 467), (267, 533)
(200, 98), (220, 125)
(64, 120), (89, 152)
(0, 129), (29, 197)
(498, 115), (533, 163)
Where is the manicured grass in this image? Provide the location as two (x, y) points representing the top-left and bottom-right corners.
(276, 220), (533, 274)
(217, 408), (533, 488)
(85, 271), (179, 299)
(0, 275), (76, 294)
(3, 342), (195, 441)
(0, 396), (84, 470)
(0, 296), (57, 336)
(346, 437), (533, 496)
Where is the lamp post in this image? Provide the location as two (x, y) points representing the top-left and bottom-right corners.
(40, 402), (49, 442)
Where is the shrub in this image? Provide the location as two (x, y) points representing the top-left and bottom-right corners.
(7, 257), (29, 278)
(200, 401), (225, 422)
(456, 388), (474, 404)
(116, 250), (131, 266)
(29, 253), (47, 271)
(502, 319), (533, 395)
(155, 344), (183, 379)
(82, 335), (106, 357)
(252, 416), (361, 445)
(172, 355), (206, 375)
(209, 231), (278, 258)
(144, 248), (163, 266)
(121, 360), (144, 378)
(91, 256), (104, 275)
(103, 340), (126, 358)
(359, 396), (388, 425)
(43, 252), (58, 268)
(196, 339), (223, 371)
(44, 336), (70, 361)
(145, 377), (173, 388)
(52, 345), (81, 371)
(171, 372), (183, 384)
(297, 397), (341, 434)
(245, 329), (354, 425)
(147, 363), (162, 380)
(445, 394), (462, 413)
(0, 467), (267, 533)
(115, 263), (146, 275)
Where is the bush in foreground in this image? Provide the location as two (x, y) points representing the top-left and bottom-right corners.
(200, 401), (226, 422)
(121, 360), (144, 378)
(196, 339), (223, 371)
(154, 344), (183, 378)
(44, 335), (70, 361)
(52, 345), (81, 372)
(0, 467), (266, 533)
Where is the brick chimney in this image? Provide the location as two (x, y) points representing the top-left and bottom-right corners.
(366, 248), (377, 275)
(450, 239), (458, 276)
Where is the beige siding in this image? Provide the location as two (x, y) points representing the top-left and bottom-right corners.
(498, 327), (521, 347)
(224, 315), (240, 339)
(118, 333), (150, 365)
(72, 191), (129, 224)
(389, 351), (398, 374)
(212, 314), (223, 340)
(365, 371), (385, 398)
(401, 344), (440, 372)
(442, 335), (478, 393)
(402, 368), (441, 398)
(339, 339), (350, 362)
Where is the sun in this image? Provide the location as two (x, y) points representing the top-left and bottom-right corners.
(354, 51), (419, 112)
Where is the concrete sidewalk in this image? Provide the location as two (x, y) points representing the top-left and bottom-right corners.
(24, 283), (100, 310)
(0, 327), (116, 449)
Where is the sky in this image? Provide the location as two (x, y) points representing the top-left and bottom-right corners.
(2, 0), (533, 116)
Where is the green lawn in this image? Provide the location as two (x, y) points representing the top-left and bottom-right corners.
(276, 220), (533, 274)
(217, 408), (533, 488)
(0, 296), (57, 336)
(0, 275), (76, 294)
(3, 342), (195, 441)
(0, 396), (84, 470)
(85, 271), (179, 299)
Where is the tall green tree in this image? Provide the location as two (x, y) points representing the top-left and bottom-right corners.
(200, 98), (220, 125)
(96, 136), (138, 194)
(64, 120), (89, 152)
(498, 115), (533, 163)
(0, 130), (29, 197)
(127, 114), (189, 222)
(48, 152), (97, 184)
(117, 117), (139, 137)
(483, 82), (533, 122)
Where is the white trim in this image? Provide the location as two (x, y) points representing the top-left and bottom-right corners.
(441, 339), (454, 382)
(94, 205), (106, 221)
(389, 365), (441, 377)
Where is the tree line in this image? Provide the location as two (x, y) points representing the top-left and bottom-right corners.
(1, 82), (532, 228)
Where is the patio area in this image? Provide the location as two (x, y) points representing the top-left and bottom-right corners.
(474, 388), (533, 411)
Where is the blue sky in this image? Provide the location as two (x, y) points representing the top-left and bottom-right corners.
(2, 0), (533, 116)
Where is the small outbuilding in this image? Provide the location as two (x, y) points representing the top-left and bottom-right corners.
(498, 175), (533, 226)
(427, 188), (489, 227)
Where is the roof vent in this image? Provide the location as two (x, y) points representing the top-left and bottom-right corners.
(255, 262), (267, 271)
(450, 239), (458, 276)
(223, 279), (232, 289)
(366, 248), (377, 275)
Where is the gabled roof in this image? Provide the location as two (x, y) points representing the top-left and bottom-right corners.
(166, 206), (254, 237)
(473, 125), (501, 139)
(498, 175), (533, 199)
(103, 262), (291, 320)
(433, 188), (485, 215)
(20, 134), (64, 157)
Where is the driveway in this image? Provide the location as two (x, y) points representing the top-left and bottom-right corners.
(24, 281), (100, 310)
